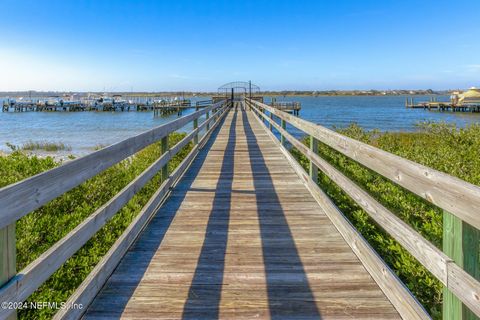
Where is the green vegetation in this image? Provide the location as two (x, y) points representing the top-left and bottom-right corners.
(20, 140), (72, 152)
(3, 121), (480, 319)
(0, 132), (191, 319)
(290, 122), (480, 319)
(93, 144), (107, 151)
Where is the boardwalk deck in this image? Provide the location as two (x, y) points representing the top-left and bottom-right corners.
(84, 103), (400, 319)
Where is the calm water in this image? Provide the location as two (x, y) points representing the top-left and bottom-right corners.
(0, 97), (207, 155)
(264, 95), (480, 131)
(1, 95), (480, 155)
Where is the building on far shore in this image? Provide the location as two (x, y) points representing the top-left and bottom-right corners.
(451, 87), (480, 106)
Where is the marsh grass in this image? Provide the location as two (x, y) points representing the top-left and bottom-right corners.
(21, 140), (72, 152)
(93, 144), (107, 151)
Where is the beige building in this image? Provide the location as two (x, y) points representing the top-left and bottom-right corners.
(454, 87), (480, 105)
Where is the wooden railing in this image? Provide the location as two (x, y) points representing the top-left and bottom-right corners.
(246, 98), (480, 320)
(195, 99), (213, 107)
(0, 100), (229, 319)
(270, 101), (301, 110)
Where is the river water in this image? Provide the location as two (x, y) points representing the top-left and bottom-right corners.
(1, 95), (479, 155)
(263, 95), (480, 131)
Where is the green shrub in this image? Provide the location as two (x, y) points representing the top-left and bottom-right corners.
(0, 133), (190, 319)
(290, 122), (480, 319)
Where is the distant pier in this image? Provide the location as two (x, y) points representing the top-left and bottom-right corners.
(270, 97), (301, 115)
(152, 99), (192, 117)
(405, 97), (480, 112)
(1, 98), (198, 114)
(406, 88), (480, 112)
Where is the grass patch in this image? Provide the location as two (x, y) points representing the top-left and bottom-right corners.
(21, 140), (72, 152)
(93, 144), (107, 151)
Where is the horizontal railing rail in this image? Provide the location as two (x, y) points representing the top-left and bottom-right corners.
(270, 101), (301, 109)
(246, 98), (480, 320)
(153, 99), (191, 108)
(0, 100), (229, 319)
(195, 99), (213, 107)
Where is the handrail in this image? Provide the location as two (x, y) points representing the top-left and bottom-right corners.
(0, 102), (221, 230)
(249, 99), (480, 231)
(0, 100), (229, 319)
(195, 99), (213, 107)
(271, 101), (301, 108)
(246, 98), (480, 319)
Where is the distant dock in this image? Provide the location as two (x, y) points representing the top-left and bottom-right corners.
(1, 97), (200, 114)
(270, 97), (301, 115)
(152, 99), (192, 117)
(405, 97), (480, 112)
(406, 88), (480, 112)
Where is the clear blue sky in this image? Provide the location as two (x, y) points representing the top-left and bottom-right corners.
(1, 0), (479, 91)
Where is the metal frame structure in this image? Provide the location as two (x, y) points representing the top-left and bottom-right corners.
(218, 81), (260, 98)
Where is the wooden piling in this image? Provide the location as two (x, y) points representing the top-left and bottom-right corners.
(194, 106), (199, 145)
(161, 135), (169, 182)
(309, 136), (319, 183)
(281, 119), (286, 146)
(206, 110), (210, 131)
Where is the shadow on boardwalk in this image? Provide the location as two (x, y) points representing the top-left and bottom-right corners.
(86, 109), (231, 319)
(242, 110), (321, 319)
(85, 107), (321, 319)
(182, 109), (238, 318)
(182, 108), (320, 318)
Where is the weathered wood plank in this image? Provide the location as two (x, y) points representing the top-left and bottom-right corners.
(253, 105), (451, 284)
(251, 99), (480, 319)
(0, 224), (16, 320)
(81, 107), (401, 320)
(309, 135), (319, 182)
(0, 125), (204, 318)
(249, 104), (429, 319)
(54, 103), (229, 320)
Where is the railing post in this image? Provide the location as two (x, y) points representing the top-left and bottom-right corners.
(160, 134), (169, 182)
(309, 136), (319, 183)
(194, 106), (199, 145)
(269, 113), (273, 131)
(206, 110), (210, 131)
(1, 223), (16, 320)
(463, 223), (480, 320)
(281, 119), (286, 146)
(443, 211), (480, 320)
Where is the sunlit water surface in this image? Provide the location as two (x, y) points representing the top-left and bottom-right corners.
(1, 95), (480, 155)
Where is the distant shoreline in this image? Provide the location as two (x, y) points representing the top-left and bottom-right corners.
(260, 93), (447, 97)
(0, 90), (452, 99)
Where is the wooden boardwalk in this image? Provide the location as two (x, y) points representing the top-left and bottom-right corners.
(84, 104), (400, 319)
